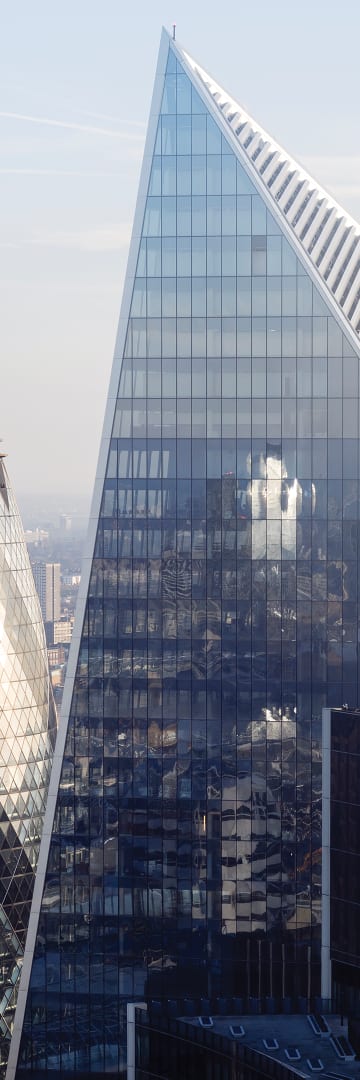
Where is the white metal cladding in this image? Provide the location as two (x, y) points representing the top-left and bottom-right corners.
(180, 48), (360, 338)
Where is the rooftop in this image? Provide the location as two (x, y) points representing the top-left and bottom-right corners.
(181, 1012), (360, 1080)
(171, 32), (360, 344)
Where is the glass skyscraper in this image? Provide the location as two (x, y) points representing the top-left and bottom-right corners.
(8, 28), (360, 1079)
(0, 455), (56, 1077)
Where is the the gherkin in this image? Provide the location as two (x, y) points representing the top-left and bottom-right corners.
(8, 28), (360, 1079)
(0, 455), (56, 1077)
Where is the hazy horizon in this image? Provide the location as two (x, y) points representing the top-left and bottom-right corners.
(1, 0), (360, 499)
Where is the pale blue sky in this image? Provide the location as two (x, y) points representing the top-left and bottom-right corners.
(1, 0), (360, 498)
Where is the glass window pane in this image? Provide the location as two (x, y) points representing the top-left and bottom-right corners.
(237, 278), (251, 316)
(192, 236), (206, 275)
(252, 195), (267, 234)
(222, 236), (236, 274)
(237, 160), (256, 194)
(252, 277), (266, 316)
(237, 236), (251, 275)
(192, 196), (206, 235)
(177, 114), (191, 153)
(313, 317), (327, 356)
(267, 277), (281, 315)
(161, 115), (176, 154)
(252, 236), (266, 274)
(192, 94), (207, 123)
(313, 357), (327, 397)
(162, 196), (176, 235)
(192, 114), (206, 152)
(192, 277), (206, 316)
(282, 237), (296, 274)
(162, 278), (176, 316)
(192, 155), (206, 194)
(237, 317), (251, 356)
(297, 275), (313, 315)
(207, 196), (221, 234)
(177, 237), (191, 275)
(207, 236), (221, 274)
(147, 278), (161, 316)
(237, 358), (251, 396)
(343, 354), (359, 397)
(161, 74), (176, 113)
(207, 155), (221, 194)
(162, 157), (176, 195)
(149, 156), (161, 195)
(177, 155), (191, 194)
(222, 277), (236, 316)
(222, 154), (236, 194)
(237, 196), (251, 235)
(282, 277), (296, 315)
(144, 197), (161, 237)
(207, 114), (221, 152)
(161, 237), (175, 275)
(222, 317), (236, 356)
(222, 196), (236, 235)
(267, 235), (282, 274)
(131, 279), (146, 317)
(177, 73), (191, 113)
(177, 195), (191, 235)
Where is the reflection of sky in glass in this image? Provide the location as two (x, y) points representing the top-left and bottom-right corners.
(14, 34), (360, 1077)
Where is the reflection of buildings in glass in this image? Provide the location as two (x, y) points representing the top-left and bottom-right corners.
(220, 771), (292, 934)
(243, 444), (316, 561)
(0, 456), (56, 1076)
(9, 25), (360, 1078)
(221, 710), (298, 935)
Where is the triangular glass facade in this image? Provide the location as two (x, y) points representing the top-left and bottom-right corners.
(12, 31), (360, 1079)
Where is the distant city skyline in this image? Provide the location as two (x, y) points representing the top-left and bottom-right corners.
(1, 0), (360, 497)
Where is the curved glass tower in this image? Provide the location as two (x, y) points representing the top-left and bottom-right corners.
(9, 29), (360, 1079)
(0, 455), (56, 1075)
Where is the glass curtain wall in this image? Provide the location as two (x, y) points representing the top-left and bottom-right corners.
(16, 39), (360, 1078)
(0, 457), (56, 1077)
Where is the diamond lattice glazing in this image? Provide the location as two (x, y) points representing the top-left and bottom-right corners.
(0, 458), (56, 1075)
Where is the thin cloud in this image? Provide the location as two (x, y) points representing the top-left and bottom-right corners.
(0, 110), (144, 140)
(30, 225), (131, 252)
(0, 224), (132, 253)
(79, 108), (146, 130)
(0, 168), (125, 177)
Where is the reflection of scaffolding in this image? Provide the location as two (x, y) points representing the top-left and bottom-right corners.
(220, 773), (295, 934)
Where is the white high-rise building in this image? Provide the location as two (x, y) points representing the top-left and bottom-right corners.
(32, 561), (61, 624)
(0, 456), (55, 1076)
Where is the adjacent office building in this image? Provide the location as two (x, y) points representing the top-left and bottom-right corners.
(8, 29), (360, 1079)
(0, 456), (56, 1076)
(322, 706), (360, 1019)
(32, 561), (61, 625)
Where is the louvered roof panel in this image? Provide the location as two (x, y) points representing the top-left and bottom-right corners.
(177, 43), (360, 341)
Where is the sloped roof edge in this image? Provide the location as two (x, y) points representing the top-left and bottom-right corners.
(168, 33), (360, 346)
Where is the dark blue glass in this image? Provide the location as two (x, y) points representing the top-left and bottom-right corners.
(16, 35), (360, 1079)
